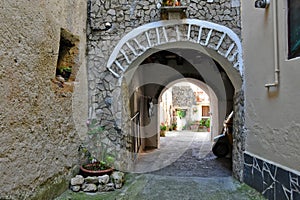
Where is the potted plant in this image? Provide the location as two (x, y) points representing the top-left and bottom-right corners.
(205, 118), (211, 132)
(198, 119), (206, 131)
(172, 122), (177, 130)
(162, 0), (174, 6)
(78, 145), (114, 177)
(160, 122), (167, 137)
(162, 0), (182, 6)
(78, 119), (115, 177)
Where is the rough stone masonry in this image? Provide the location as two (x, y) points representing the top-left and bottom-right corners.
(87, 0), (242, 175)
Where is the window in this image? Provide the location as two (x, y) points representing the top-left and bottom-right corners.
(202, 106), (210, 117)
(288, 0), (300, 59)
(52, 28), (79, 94)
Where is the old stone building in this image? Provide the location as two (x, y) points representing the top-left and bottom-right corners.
(0, 0), (88, 199)
(87, 0), (243, 181)
(1, 0), (300, 199)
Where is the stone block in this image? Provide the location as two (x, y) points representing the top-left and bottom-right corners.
(70, 175), (84, 186)
(106, 183), (116, 191)
(82, 183), (98, 192)
(85, 176), (99, 184)
(98, 174), (110, 185)
(70, 185), (81, 192)
(98, 183), (115, 192)
(111, 171), (125, 189)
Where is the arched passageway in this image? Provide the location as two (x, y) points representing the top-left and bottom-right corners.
(126, 48), (235, 147)
(105, 19), (244, 180)
(124, 48), (238, 175)
(159, 79), (219, 142)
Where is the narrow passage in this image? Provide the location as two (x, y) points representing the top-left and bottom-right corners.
(141, 131), (232, 177)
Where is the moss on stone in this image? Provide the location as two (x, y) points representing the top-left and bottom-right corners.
(56, 173), (147, 200)
(56, 173), (266, 200)
(30, 173), (70, 200)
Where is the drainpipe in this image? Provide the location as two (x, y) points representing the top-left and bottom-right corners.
(265, 0), (280, 89)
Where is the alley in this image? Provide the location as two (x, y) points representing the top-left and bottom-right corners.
(133, 131), (231, 177)
(57, 131), (265, 200)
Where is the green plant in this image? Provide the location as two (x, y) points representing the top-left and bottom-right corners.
(59, 66), (72, 74)
(57, 66), (72, 81)
(160, 122), (167, 131)
(205, 118), (210, 128)
(199, 119), (206, 126)
(79, 145), (115, 170)
(176, 109), (186, 119)
(78, 119), (115, 170)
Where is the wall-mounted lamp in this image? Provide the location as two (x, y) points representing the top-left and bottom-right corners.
(255, 0), (270, 8)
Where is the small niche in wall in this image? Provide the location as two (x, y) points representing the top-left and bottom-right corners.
(52, 28), (79, 94)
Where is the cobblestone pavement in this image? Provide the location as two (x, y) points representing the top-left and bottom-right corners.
(56, 131), (265, 200)
(134, 131), (231, 177)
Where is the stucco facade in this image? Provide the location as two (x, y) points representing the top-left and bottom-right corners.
(0, 1), (87, 199)
(242, 0), (300, 199)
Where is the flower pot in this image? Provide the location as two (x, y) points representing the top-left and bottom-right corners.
(80, 163), (113, 177)
(160, 130), (166, 137)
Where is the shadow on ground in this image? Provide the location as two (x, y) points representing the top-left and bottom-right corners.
(56, 132), (265, 200)
(56, 152), (264, 200)
(148, 151), (232, 177)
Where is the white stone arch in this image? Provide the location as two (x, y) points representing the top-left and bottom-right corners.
(107, 19), (245, 180)
(106, 19), (243, 81)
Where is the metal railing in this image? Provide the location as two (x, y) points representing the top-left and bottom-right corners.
(130, 111), (141, 161)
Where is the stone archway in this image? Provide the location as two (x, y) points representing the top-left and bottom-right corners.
(105, 19), (245, 181)
(106, 19), (243, 79)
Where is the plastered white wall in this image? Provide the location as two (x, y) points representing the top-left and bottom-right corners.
(242, 0), (300, 172)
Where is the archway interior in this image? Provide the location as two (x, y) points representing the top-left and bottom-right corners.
(127, 48), (235, 156)
(160, 81), (212, 134)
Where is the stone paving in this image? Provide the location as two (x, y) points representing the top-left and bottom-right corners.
(57, 131), (265, 200)
(132, 131), (232, 176)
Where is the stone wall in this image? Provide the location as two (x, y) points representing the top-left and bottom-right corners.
(188, 0), (241, 35)
(87, 0), (242, 171)
(232, 89), (245, 181)
(89, 0), (240, 35)
(172, 86), (196, 108)
(0, 1), (87, 199)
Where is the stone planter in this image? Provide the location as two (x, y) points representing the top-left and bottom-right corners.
(80, 163), (113, 177)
